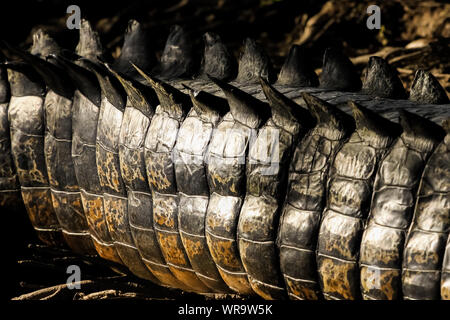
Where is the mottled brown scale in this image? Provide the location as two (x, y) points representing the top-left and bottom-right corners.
(277, 93), (354, 300)
(317, 101), (399, 300)
(70, 87), (122, 263)
(238, 80), (313, 299)
(6, 62), (64, 246)
(206, 224), (243, 270)
(360, 110), (445, 300)
(109, 67), (188, 290)
(317, 257), (357, 300)
(152, 192), (209, 292)
(43, 90), (96, 255)
(20, 187), (63, 245)
(174, 88), (231, 293)
(93, 66), (160, 283)
(134, 65), (210, 292)
(360, 267), (399, 300)
(402, 129), (449, 299)
(205, 77), (270, 296)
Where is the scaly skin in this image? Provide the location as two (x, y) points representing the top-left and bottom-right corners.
(173, 88), (232, 293)
(1, 20), (449, 300)
(402, 130), (450, 300)
(237, 80), (312, 300)
(0, 53), (22, 212)
(360, 110), (445, 300)
(109, 68), (188, 290)
(92, 67), (160, 283)
(136, 68), (210, 293)
(277, 93), (354, 300)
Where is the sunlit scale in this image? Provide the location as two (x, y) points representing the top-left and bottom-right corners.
(0, 18), (449, 300)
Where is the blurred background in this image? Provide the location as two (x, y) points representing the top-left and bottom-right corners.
(0, 0), (448, 90)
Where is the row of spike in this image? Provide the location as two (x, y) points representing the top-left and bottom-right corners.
(1, 18), (448, 108)
(0, 17), (449, 300)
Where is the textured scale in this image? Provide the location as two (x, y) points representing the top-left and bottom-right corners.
(0, 53), (22, 212)
(5, 41), (97, 254)
(109, 68), (188, 290)
(205, 77), (267, 295)
(5, 61), (64, 247)
(135, 67), (210, 292)
(173, 87), (231, 293)
(317, 102), (400, 300)
(55, 55), (123, 263)
(359, 110), (445, 300)
(1, 19), (450, 300)
(277, 93), (354, 300)
(93, 65), (159, 283)
(43, 89), (97, 254)
(237, 79), (312, 299)
(402, 126), (450, 300)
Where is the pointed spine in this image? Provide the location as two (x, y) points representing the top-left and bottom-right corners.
(113, 19), (155, 78)
(319, 47), (362, 91)
(276, 45), (319, 87)
(199, 32), (237, 81)
(209, 75), (270, 128)
(409, 69), (449, 104)
(76, 19), (105, 61)
(362, 56), (406, 99)
(154, 25), (196, 79)
(236, 38), (274, 84)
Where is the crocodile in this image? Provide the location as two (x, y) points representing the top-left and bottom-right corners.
(1, 18), (449, 300)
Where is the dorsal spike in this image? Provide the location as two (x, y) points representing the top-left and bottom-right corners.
(209, 75), (270, 128)
(3, 42), (73, 99)
(3, 61), (45, 97)
(409, 69), (449, 104)
(83, 59), (127, 111)
(260, 77), (315, 128)
(105, 64), (157, 118)
(30, 29), (61, 57)
(153, 25), (195, 80)
(76, 19), (105, 61)
(236, 38), (274, 84)
(348, 100), (401, 139)
(399, 109), (446, 145)
(183, 84), (229, 119)
(113, 19), (155, 79)
(48, 55), (101, 106)
(276, 45), (319, 87)
(362, 56), (406, 99)
(319, 47), (361, 91)
(302, 92), (354, 132)
(133, 62), (191, 115)
(442, 118), (450, 134)
(199, 32), (237, 81)
(0, 51), (10, 103)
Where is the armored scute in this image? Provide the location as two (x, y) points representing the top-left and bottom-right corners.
(1, 19), (449, 300)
